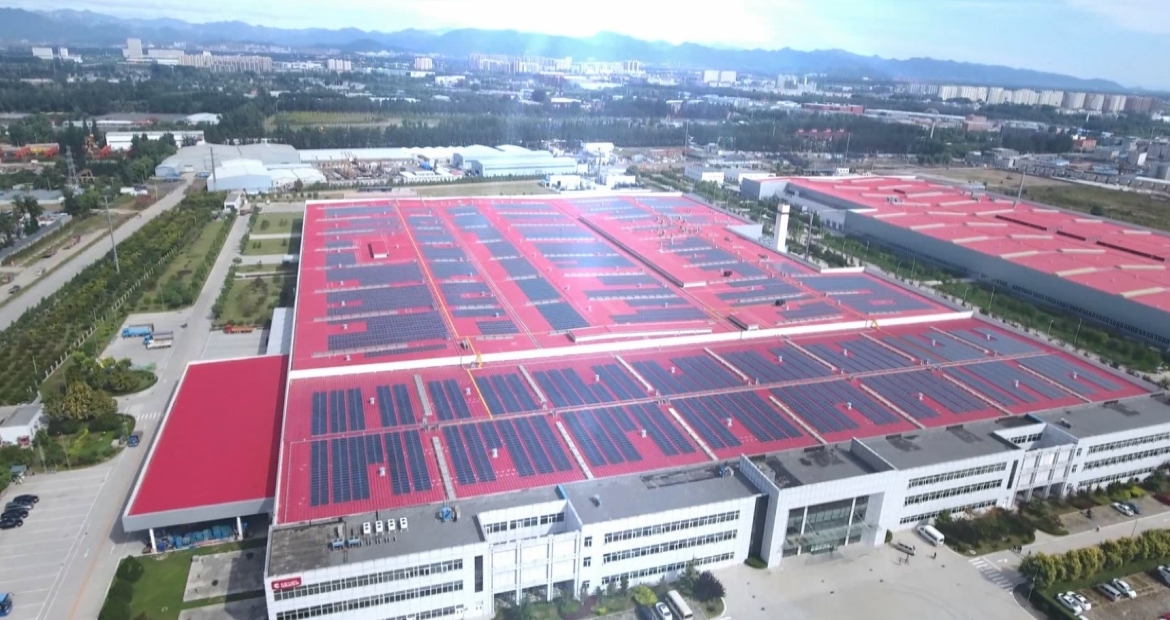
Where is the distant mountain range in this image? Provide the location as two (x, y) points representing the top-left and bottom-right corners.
(0, 8), (1126, 92)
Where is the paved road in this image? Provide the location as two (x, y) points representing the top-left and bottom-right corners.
(0, 178), (193, 332)
(17, 212), (252, 620)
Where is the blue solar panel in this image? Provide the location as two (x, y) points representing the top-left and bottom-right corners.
(771, 381), (901, 433)
(723, 348), (831, 383)
(311, 391), (327, 435)
(949, 329), (1038, 355)
(598, 275), (661, 286)
(328, 312), (448, 351)
(328, 285), (435, 317)
(453, 308), (507, 318)
(551, 256), (633, 269)
(384, 432), (411, 495)
(423, 247), (467, 261)
(612, 308), (708, 324)
(499, 258), (539, 278)
(327, 263), (423, 286)
(882, 333), (985, 363)
(806, 339), (912, 374)
(781, 302), (843, 321)
(327, 252), (357, 268)
(1018, 356), (1119, 395)
(537, 302), (589, 331)
(478, 320), (519, 335)
(515, 278), (561, 302)
(865, 371), (987, 419)
(429, 262), (478, 278)
(309, 440), (329, 506)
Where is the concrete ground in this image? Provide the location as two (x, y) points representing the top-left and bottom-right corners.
(1058, 495), (1165, 535)
(720, 538), (1032, 620)
(0, 177), (193, 332)
(253, 200), (304, 214)
(183, 549), (266, 602)
(1074, 569), (1170, 620)
(106, 312), (193, 368)
(27, 211), (253, 620)
(0, 463), (121, 620)
(199, 329), (268, 361)
(177, 597), (267, 620)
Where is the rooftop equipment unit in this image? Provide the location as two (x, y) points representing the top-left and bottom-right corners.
(400, 517), (409, 530)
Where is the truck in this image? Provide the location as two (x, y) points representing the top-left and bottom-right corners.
(223, 324), (255, 334)
(127, 431), (143, 448)
(143, 331), (174, 349)
(121, 324), (154, 338)
(0, 592), (13, 616)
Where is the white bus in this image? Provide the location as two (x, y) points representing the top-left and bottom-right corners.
(916, 524), (945, 546)
(665, 590), (694, 620)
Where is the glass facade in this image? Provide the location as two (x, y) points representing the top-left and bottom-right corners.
(781, 495), (870, 557)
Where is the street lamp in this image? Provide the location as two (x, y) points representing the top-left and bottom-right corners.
(1074, 318), (1084, 347)
(1047, 319), (1055, 337)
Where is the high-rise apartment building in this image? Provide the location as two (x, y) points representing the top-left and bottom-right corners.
(1085, 93), (1106, 111)
(1062, 92), (1087, 109)
(124, 38), (143, 59)
(1103, 94), (1128, 113)
(413, 57), (433, 71)
(1038, 90), (1064, 107)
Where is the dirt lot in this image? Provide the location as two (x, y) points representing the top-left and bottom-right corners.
(410, 181), (555, 197)
(920, 167), (1071, 190)
(1074, 570), (1170, 620)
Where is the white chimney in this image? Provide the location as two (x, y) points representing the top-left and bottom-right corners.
(774, 202), (791, 253)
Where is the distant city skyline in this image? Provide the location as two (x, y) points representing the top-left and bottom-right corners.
(6, 0), (1169, 89)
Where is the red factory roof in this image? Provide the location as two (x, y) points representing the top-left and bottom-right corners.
(290, 195), (946, 371)
(275, 318), (1149, 524)
(128, 355), (287, 517)
(787, 177), (1170, 312)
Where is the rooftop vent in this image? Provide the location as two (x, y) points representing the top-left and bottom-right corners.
(591, 495), (602, 507)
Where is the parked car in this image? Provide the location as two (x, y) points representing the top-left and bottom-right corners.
(1056, 592), (1083, 614)
(1124, 501), (1142, 515)
(1070, 592), (1092, 611)
(1111, 501), (1136, 517)
(653, 602), (673, 620)
(1109, 578), (1136, 598)
(1, 506), (28, 518)
(1157, 565), (1170, 586)
(6, 285), (19, 294)
(3, 502), (30, 512)
(0, 518), (22, 529)
(893, 541), (917, 556)
(10, 495), (37, 506)
(1097, 582), (1124, 602)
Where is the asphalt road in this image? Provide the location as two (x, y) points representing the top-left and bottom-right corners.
(0, 178), (193, 332)
(14, 212), (252, 620)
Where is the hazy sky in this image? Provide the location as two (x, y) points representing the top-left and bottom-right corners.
(14, 0), (1170, 88)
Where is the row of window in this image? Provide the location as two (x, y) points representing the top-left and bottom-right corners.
(601, 553), (735, 585)
(272, 560), (463, 601)
(899, 500), (997, 525)
(1009, 433), (1043, 445)
(1008, 284), (1170, 346)
(1088, 433), (1170, 455)
(274, 581), (462, 620)
(603, 511), (739, 544)
(602, 531), (736, 564)
(484, 512), (564, 534)
(1085, 446), (1170, 471)
(1077, 466), (1158, 489)
(907, 462), (1007, 488)
(378, 607), (461, 620)
(904, 479), (1002, 506)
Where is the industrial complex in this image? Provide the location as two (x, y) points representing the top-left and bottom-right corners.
(119, 191), (1170, 620)
(756, 176), (1170, 348)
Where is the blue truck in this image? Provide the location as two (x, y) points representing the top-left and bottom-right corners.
(121, 324), (154, 338)
(0, 592), (13, 616)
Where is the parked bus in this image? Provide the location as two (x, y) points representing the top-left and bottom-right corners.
(665, 590), (693, 620)
(917, 524), (945, 546)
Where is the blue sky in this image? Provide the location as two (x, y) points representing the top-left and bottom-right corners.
(16, 0), (1170, 88)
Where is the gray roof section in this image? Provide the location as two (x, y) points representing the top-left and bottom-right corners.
(0, 404), (42, 428)
(268, 486), (558, 576)
(1032, 396), (1170, 440)
(562, 465), (760, 525)
(266, 307), (293, 356)
(756, 445), (877, 487)
(860, 423), (1020, 469)
(156, 143), (300, 174)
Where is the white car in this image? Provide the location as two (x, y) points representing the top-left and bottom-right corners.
(1071, 592), (1092, 611)
(1056, 592), (1083, 614)
(1112, 501), (1136, 517)
(1158, 565), (1170, 586)
(1110, 578), (1137, 598)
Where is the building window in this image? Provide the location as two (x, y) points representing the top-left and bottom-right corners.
(272, 560), (463, 601)
(1085, 446), (1170, 470)
(584, 536), (592, 548)
(484, 512), (565, 534)
(583, 557), (592, 567)
(907, 462), (1007, 488)
(274, 582), (463, 620)
(602, 531), (736, 564)
(900, 500), (997, 524)
(601, 553), (734, 585)
(1077, 467), (1158, 489)
(603, 511), (740, 544)
(904, 480), (1002, 506)
(1088, 433), (1170, 455)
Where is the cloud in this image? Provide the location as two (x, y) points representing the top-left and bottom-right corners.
(1062, 0), (1170, 34)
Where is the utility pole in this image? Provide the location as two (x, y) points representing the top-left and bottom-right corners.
(103, 196), (120, 273)
(1013, 168), (1027, 208)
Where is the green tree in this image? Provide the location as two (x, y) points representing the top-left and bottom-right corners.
(0, 210), (17, 247)
(13, 195), (42, 235)
(677, 561), (699, 595)
(44, 381), (117, 421)
(692, 571), (725, 602)
(501, 601), (534, 620)
(619, 574), (629, 594)
(630, 585), (657, 606)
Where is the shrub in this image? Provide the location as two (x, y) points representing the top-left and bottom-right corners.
(98, 599), (131, 620)
(593, 607), (607, 616)
(107, 579), (133, 603)
(885, 530), (894, 544)
(631, 585), (657, 606)
(115, 556), (144, 583)
(558, 599), (580, 614)
(744, 555), (767, 569)
(693, 571), (725, 602)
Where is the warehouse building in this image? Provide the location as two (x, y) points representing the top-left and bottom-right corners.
(739, 176), (789, 200)
(782, 176), (1170, 348)
(155, 143), (301, 178)
(107, 130), (205, 151)
(119, 193), (1170, 620)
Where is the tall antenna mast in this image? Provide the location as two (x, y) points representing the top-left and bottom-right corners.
(65, 145), (79, 191)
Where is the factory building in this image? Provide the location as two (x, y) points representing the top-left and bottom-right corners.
(119, 192), (1169, 620)
(782, 176), (1170, 348)
(107, 130), (206, 151)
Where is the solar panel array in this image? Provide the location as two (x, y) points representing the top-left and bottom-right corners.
(864, 371), (988, 420)
(772, 381), (903, 434)
(674, 392), (803, 449)
(443, 418), (574, 485)
(805, 339), (912, 373)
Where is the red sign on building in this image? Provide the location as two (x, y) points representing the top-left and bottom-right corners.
(271, 577), (302, 591)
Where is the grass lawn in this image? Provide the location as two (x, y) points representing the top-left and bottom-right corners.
(252, 213), (303, 235)
(267, 111), (441, 129)
(236, 262), (295, 275)
(242, 236), (300, 256)
(126, 538), (267, 620)
(412, 181), (554, 197)
(132, 218), (232, 312)
(218, 275), (294, 327)
(1022, 184), (1170, 231)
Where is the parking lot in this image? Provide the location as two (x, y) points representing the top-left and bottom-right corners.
(0, 464), (117, 620)
(106, 313), (193, 371)
(721, 537), (1031, 620)
(199, 329), (267, 361)
(1069, 570), (1170, 620)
